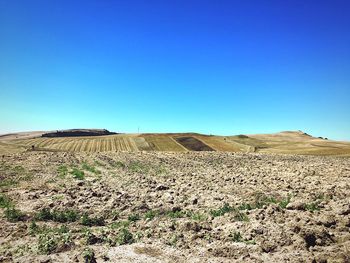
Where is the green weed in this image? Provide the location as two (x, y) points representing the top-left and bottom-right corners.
(128, 214), (140, 222)
(191, 212), (207, 221)
(35, 208), (79, 223)
(0, 194), (12, 208)
(57, 165), (68, 177)
(305, 202), (320, 212)
(144, 210), (158, 220)
(116, 228), (134, 245)
(110, 220), (130, 229)
(37, 231), (72, 254)
(70, 168), (85, 180)
(233, 210), (249, 222)
(4, 207), (25, 222)
(82, 162), (101, 174)
(209, 203), (234, 217)
(81, 214), (105, 226)
(82, 247), (96, 263)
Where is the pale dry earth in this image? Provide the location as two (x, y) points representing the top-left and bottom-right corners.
(0, 151), (350, 262)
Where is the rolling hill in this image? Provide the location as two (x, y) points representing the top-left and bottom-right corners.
(0, 129), (349, 156)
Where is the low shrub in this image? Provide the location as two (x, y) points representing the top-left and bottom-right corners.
(81, 214), (105, 226)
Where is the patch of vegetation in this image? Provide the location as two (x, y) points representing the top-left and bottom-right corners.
(70, 168), (85, 180)
(168, 234), (179, 247)
(29, 221), (69, 236)
(233, 210), (249, 222)
(94, 160), (106, 167)
(4, 207), (25, 222)
(229, 231), (255, 244)
(238, 194), (291, 210)
(13, 165), (26, 174)
(128, 213), (140, 222)
(81, 214), (105, 226)
(305, 202), (320, 212)
(238, 203), (253, 211)
(0, 194), (12, 208)
(144, 210), (158, 220)
(230, 231), (243, 242)
(112, 161), (125, 169)
(278, 195), (292, 209)
(128, 161), (150, 173)
(57, 165), (68, 177)
(190, 212), (207, 221)
(209, 203), (234, 217)
(167, 210), (186, 218)
(82, 247), (97, 263)
(35, 208), (79, 223)
(82, 162), (101, 174)
(110, 220), (130, 229)
(51, 195), (64, 201)
(116, 228), (134, 245)
(0, 179), (18, 188)
(37, 231), (72, 254)
(154, 165), (168, 176)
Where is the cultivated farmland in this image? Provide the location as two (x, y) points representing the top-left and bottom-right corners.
(1, 130), (350, 156)
(1, 151), (350, 262)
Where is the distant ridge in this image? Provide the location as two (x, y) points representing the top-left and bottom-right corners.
(0, 129), (349, 155)
(42, 129), (117, 138)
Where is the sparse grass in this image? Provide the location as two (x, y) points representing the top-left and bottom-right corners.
(70, 168), (85, 180)
(81, 214), (105, 226)
(209, 203), (234, 217)
(128, 161), (150, 173)
(110, 220), (130, 229)
(230, 231), (243, 242)
(37, 231), (72, 254)
(82, 247), (96, 263)
(167, 210), (186, 218)
(128, 214), (140, 222)
(168, 234), (179, 247)
(238, 203), (253, 211)
(57, 165), (68, 177)
(278, 195), (292, 209)
(229, 231), (255, 244)
(144, 210), (158, 220)
(29, 221), (69, 236)
(35, 208), (79, 223)
(190, 212), (207, 221)
(0, 194), (12, 208)
(82, 162), (101, 174)
(233, 210), (249, 222)
(238, 194), (292, 210)
(4, 207), (25, 222)
(154, 165), (168, 176)
(305, 202), (320, 212)
(112, 161), (126, 169)
(1, 194), (23, 222)
(51, 195), (64, 201)
(0, 179), (18, 188)
(116, 228), (134, 245)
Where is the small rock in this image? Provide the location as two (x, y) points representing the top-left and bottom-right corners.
(156, 184), (169, 191)
(286, 201), (305, 210)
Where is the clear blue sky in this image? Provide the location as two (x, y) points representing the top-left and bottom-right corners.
(0, 0), (349, 140)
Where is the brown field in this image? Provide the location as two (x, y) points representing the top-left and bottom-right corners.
(0, 151), (350, 262)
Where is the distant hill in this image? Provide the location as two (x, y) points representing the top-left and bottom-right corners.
(0, 130), (349, 156)
(41, 129), (117, 137)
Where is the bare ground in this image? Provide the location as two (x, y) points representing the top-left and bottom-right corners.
(0, 151), (349, 262)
